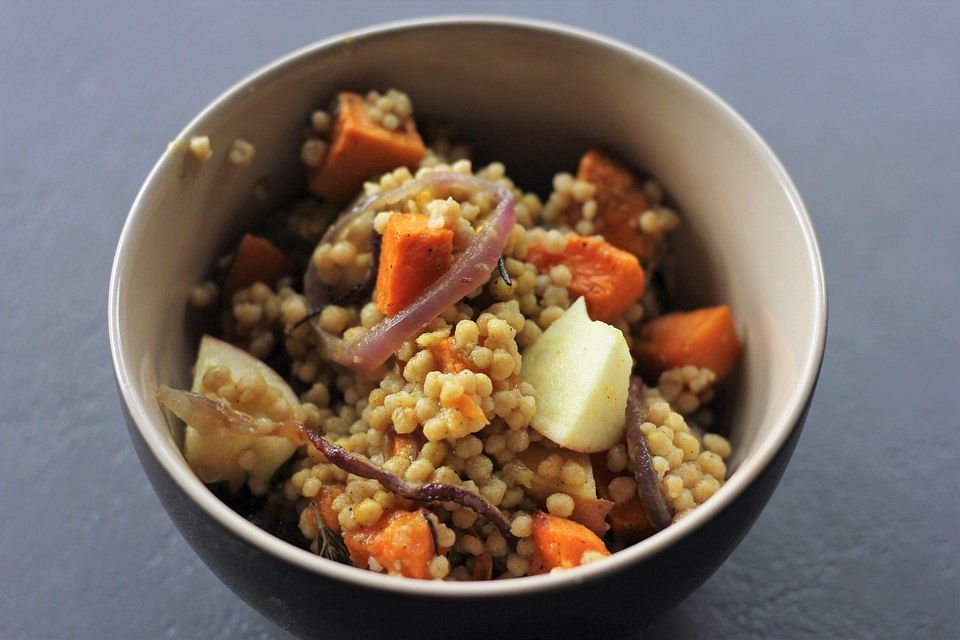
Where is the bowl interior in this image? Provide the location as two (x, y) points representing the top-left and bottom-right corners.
(111, 19), (823, 587)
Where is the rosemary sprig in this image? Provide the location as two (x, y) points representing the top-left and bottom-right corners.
(312, 504), (351, 565)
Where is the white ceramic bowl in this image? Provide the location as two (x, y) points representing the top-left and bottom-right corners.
(109, 16), (826, 639)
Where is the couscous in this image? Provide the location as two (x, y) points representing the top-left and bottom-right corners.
(158, 88), (742, 580)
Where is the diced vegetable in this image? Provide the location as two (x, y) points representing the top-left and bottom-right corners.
(530, 512), (610, 574)
(374, 213), (454, 316)
(221, 234), (290, 304)
(570, 496), (615, 537)
(632, 305), (742, 381)
(591, 453), (657, 540)
(607, 496), (655, 539)
(385, 428), (425, 459)
(308, 92), (425, 202)
(521, 298), (631, 452)
(182, 336), (298, 491)
(471, 551), (493, 581)
(557, 148), (657, 260)
(525, 234), (645, 322)
(343, 508), (441, 579)
(312, 484), (345, 533)
(448, 393), (489, 425)
(430, 337), (471, 373)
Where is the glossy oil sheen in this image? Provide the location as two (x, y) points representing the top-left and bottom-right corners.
(110, 17), (826, 640)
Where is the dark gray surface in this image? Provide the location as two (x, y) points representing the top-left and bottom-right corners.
(1, 2), (957, 638)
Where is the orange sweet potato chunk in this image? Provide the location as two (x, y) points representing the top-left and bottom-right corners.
(607, 497), (655, 540)
(384, 428), (425, 459)
(374, 213), (454, 316)
(343, 508), (441, 579)
(449, 393), (489, 426)
(430, 337), (471, 373)
(311, 484), (345, 533)
(557, 148), (657, 260)
(591, 454), (655, 540)
(309, 92), (425, 202)
(221, 234), (290, 304)
(471, 551), (493, 581)
(633, 305), (742, 381)
(570, 495), (615, 537)
(525, 235), (645, 322)
(530, 511), (610, 574)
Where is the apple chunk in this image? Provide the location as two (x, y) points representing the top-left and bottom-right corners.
(521, 297), (631, 453)
(183, 335), (298, 491)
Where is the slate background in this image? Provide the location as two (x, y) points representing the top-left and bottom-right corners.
(1, 2), (957, 638)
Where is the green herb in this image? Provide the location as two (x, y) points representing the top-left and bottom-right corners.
(497, 257), (512, 286)
(312, 504), (352, 565)
(422, 510), (440, 556)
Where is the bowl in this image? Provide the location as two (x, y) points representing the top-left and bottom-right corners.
(109, 16), (826, 639)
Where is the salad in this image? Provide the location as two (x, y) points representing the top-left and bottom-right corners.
(159, 88), (742, 580)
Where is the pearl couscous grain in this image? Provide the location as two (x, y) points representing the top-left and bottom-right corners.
(189, 135), (212, 161)
(229, 138), (256, 166)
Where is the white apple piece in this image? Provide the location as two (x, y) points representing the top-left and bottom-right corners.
(521, 297), (631, 453)
(183, 335), (298, 490)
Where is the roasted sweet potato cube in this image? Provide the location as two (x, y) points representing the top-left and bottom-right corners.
(309, 92), (425, 202)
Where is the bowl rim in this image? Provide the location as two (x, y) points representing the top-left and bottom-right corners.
(109, 14), (827, 598)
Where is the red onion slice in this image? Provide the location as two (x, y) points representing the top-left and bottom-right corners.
(157, 386), (517, 545)
(345, 175), (515, 373)
(305, 175), (436, 311)
(625, 378), (673, 531)
(304, 172), (516, 375)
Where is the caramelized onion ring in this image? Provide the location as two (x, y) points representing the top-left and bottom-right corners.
(625, 378), (673, 530)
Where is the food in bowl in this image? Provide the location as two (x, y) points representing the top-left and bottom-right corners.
(158, 88), (743, 580)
